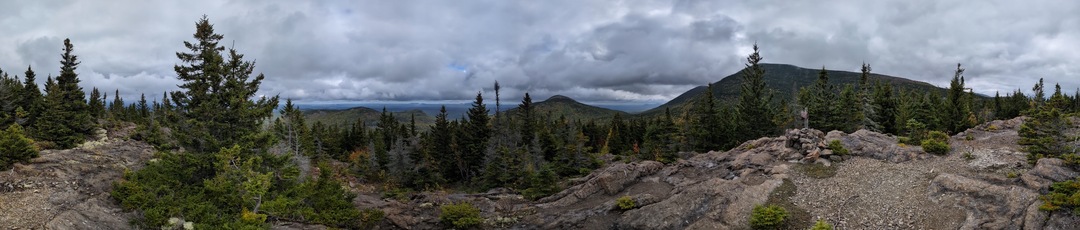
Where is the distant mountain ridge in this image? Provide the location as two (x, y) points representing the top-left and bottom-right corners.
(504, 95), (629, 121)
(303, 106), (434, 129)
(302, 63), (958, 124)
(639, 63), (951, 116)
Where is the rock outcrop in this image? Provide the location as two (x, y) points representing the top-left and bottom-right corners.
(928, 157), (1080, 230)
(0, 128), (153, 229)
(520, 134), (802, 229)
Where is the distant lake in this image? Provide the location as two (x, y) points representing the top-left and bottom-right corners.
(292, 101), (662, 116)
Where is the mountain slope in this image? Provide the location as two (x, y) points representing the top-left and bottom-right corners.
(504, 95), (629, 121)
(639, 63), (949, 116)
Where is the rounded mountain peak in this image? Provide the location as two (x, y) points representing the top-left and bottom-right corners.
(545, 95), (577, 103)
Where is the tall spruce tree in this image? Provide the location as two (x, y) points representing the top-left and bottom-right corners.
(0, 69), (20, 127)
(859, 63), (881, 131)
(799, 67), (840, 131)
(519, 93), (536, 148)
(872, 82), (898, 134)
(945, 63), (974, 133)
(36, 39), (94, 149)
(109, 90), (126, 120)
(169, 16), (279, 154)
(20, 66), (43, 128)
(838, 84), (862, 132)
(690, 83), (724, 152)
(430, 105), (455, 181)
(734, 43), (779, 141)
(88, 87), (104, 120)
(463, 92), (490, 181)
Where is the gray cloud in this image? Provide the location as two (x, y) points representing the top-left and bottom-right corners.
(0, 0), (1076, 104)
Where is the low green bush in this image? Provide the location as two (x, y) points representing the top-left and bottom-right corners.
(810, 219), (833, 230)
(921, 139), (949, 155)
(0, 124), (38, 170)
(1039, 178), (1080, 216)
(616, 195), (635, 210)
(921, 131), (950, 155)
(926, 131), (949, 142)
(749, 204), (788, 229)
(360, 208), (385, 228)
(440, 202), (482, 229)
(826, 140), (848, 155)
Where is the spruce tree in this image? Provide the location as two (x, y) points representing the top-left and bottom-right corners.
(519, 93), (536, 148)
(88, 87), (104, 120)
(734, 44), (779, 140)
(945, 63), (974, 133)
(873, 83), (899, 134)
(1031, 78), (1046, 111)
(136, 93), (149, 122)
(799, 67), (839, 131)
(690, 83), (724, 152)
(429, 105), (454, 181)
(274, 98), (307, 156)
(859, 63), (881, 131)
(109, 89), (125, 120)
(36, 39), (94, 148)
(170, 16), (279, 154)
(36, 76), (67, 146)
(463, 92), (490, 181)
(20, 66), (43, 128)
(0, 69), (20, 127)
(1019, 81), (1071, 163)
(838, 84), (862, 132)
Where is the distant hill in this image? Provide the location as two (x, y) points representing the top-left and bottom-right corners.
(504, 95), (629, 121)
(639, 63), (951, 117)
(303, 107), (434, 129)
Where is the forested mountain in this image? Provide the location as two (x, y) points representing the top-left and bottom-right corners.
(503, 95), (628, 121)
(640, 63), (952, 117)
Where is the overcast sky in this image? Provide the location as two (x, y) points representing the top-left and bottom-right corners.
(1, 0), (1076, 104)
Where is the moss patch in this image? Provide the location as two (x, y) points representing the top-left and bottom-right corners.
(764, 179), (812, 229)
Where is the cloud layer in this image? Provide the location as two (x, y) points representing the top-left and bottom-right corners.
(0, 0), (1076, 103)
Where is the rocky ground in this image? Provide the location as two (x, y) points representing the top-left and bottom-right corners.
(0, 126), (153, 229)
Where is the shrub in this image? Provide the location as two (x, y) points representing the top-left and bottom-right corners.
(360, 208), (385, 228)
(0, 124), (38, 170)
(921, 139), (949, 155)
(440, 202), (482, 229)
(826, 140), (848, 155)
(1006, 171), (1018, 178)
(897, 137), (914, 145)
(810, 219), (833, 230)
(616, 195), (635, 210)
(749, 204), (787, 229)
(962, 151), (975, 160)
(926, 131), (949, 142)
(921, 131), (950, 155)
(1039, 178), (1080, 215)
